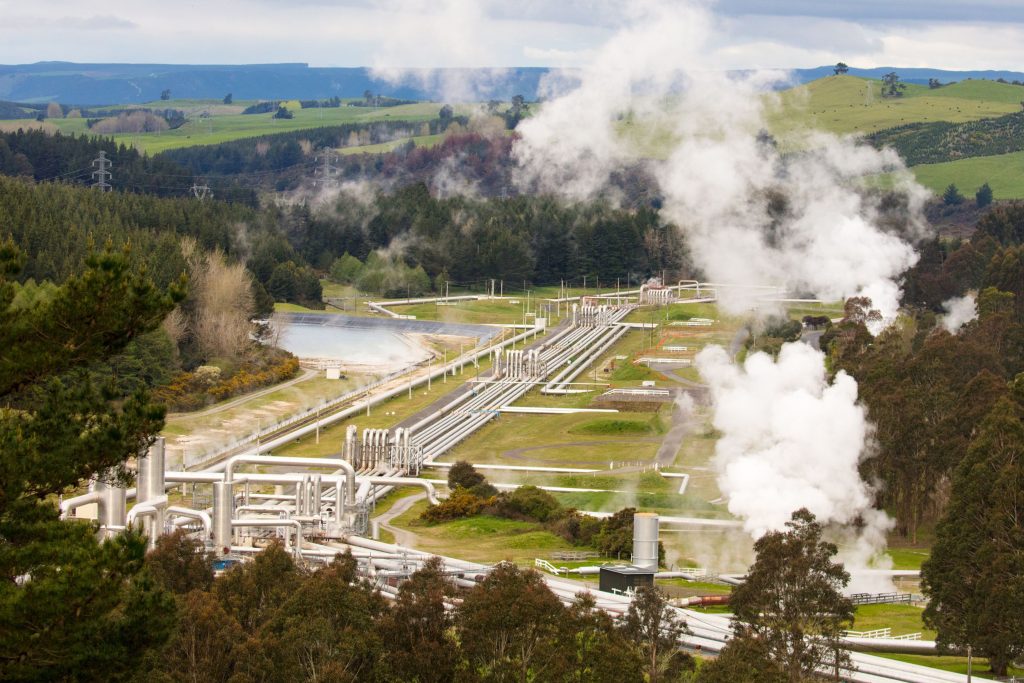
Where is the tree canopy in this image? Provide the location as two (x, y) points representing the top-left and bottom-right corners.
(921, 396), (1024, 676)
(0, 242), (182, 681)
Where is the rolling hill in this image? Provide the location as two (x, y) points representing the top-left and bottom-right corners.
(770, 75), (1024, 136)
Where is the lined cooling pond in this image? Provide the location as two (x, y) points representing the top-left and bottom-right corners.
(271, 312), (499, 372)
(275, 323), (431, 369)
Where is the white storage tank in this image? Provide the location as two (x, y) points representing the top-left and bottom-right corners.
(632, 512), (659, 570)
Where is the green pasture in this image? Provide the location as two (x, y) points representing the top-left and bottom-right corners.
(913, 149), (1024, 199)
(397, 297), (549, 325)
(394, 501), (576, 565)
(0, 101), (460, 155)
(878, 654), (1024, 679)
(852, 604), (935, 639)
(770, 75), (1024, 137)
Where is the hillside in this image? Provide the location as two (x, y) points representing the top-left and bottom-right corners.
(770, 75), (1024, 136)
(28, 101), (460, 155)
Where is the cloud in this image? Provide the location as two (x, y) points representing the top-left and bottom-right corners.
(2, 14), (137, 31)
(0, 0), (1022, 71)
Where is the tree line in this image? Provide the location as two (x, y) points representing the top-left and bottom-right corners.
(303, 181), (688, 286)
(0, 128), (256, 203)
(818, 203), (1024, 674)
(157, 116), (468, 185)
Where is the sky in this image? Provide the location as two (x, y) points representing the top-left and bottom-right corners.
(1, 0), (1023, 72)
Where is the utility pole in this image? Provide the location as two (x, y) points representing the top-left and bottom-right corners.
(91, 150), (112, 191)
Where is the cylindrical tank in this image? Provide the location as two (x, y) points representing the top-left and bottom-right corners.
(137, 437), (166, 502)
(632, 512), (659, 570)
(213, 481), (233, 554)
(96, 479), (127, 537)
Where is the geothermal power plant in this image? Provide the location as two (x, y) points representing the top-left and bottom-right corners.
(59, 285), (968, 683)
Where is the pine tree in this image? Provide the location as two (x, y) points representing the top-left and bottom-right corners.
(0, 240), (183, 680)
(943, 183), (965, 206)
(976, 182), (994, 208)
(921, 397), (1024, 676)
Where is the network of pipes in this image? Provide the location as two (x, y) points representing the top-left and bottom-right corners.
(52, 279), (971, 683)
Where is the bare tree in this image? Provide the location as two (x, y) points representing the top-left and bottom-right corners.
(180, 238), (254, 360)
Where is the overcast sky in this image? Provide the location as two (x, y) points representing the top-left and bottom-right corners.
(1, 0), (1022, 71)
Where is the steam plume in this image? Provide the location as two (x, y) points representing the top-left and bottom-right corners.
(940, 293), (977, 333)
(512, 1), (928, 321)
(696, 343), (893, 586)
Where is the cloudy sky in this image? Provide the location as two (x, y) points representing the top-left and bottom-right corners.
(1, 0), (1022, 71)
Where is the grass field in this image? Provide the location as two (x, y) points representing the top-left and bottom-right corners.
(0, 101), (467, 155)
(912, 149), (1024, 199)
(398, 297), (551, 325)
(770, 75), (1024, 137)
(394, 501), (577, 565)
(878, 654), (1024, 679)
(272, 353), (497, 459)
(161, 371), (370, 460)
(852, 604), (935, 639)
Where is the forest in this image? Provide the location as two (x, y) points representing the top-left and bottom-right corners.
(867, 111), (1024, 166)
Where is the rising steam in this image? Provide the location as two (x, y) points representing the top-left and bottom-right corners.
(512, 1), (928, 321)
(512, 0), (926, 582)
(696, 343), (894, 588)
(940, 292), (977, 333)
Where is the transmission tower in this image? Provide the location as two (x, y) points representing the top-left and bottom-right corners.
(313, 150), (339, 188)
(91, 150), (112, 191)
(190, 180), (213, 200)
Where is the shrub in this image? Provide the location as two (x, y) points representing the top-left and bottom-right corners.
(421, 489), (490, 523)
(489, 486), (563, 523)
(448, 461), (487, 490)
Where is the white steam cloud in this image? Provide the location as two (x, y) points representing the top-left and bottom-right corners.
(512, 1), (925, 586)
(940, 292), (977, 333)
(512, 1), (928, 321)
(696, 343), (893, 587)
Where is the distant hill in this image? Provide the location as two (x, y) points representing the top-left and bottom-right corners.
(3, 62), (1024, 105)
(0, 62), (552, 104)
(789, 66), (1024, 86)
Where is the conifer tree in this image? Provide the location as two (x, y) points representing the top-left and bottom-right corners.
(0, 240), (183, 680)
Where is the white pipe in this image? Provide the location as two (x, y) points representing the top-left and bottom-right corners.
(166, 506), (212, 540)
(126, 495), (168, 527)
(232, 518), (303, 554)
(59, 491), (102, 519)
(224, 455), (356, 504)
(362, 476), (440, 505)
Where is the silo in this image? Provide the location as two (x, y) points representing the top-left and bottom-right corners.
(632, 512), (659, 570)
(213, 481), (234, 554)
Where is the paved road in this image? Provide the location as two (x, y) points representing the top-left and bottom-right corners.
(800, 328), (823, 350)
(374, 492), (425, 547)
(654, 402), (697, 467)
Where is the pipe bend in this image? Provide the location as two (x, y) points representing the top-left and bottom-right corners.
(59, 491), (103, 519)
(364, 476), (440, 506)
(224, 455), (356, 505)
(126, 495), (168, 527)
(166, 506), (212, 539)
